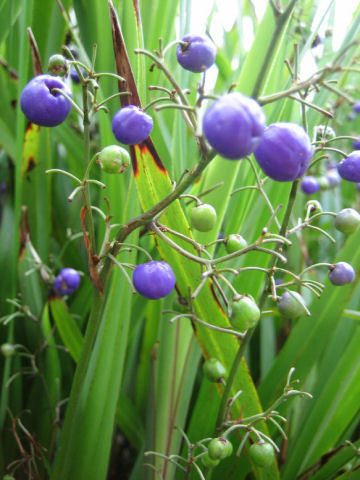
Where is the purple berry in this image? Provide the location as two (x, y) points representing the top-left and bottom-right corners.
(20, 74), (72, 127)
(54, 268), (80, 295)
(352, 137), (360, 150)
(353, 101), (360, 114)
(337, 151), (360, 182)
(301, 176), (320, 194)
(254, 123), (313, 182)
(70, 67), (81, 84)
(202, 92), (266, 160)
(133, 261), (176, 300)
(112, 105), (153, 145)
(325, 168), (341, 188)
(176, 34), (216, 73)
(328, 262), (355, 286)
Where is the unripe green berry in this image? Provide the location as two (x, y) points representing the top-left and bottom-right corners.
(334, 208), (360, 234)
(1, 343), (16, 358)
(47, 54), (68, 76)
(277, 291), (306, 319)
(190, 203), (217, 232)
(203, 358), (226, 382)
(231, 296), (260, 330)
(225, 234), (248, 253)
(208, 437), (233, 460)
(201, 452), (220, 468)
(249, 442), (275, 468)
(98, 145), (130, 174)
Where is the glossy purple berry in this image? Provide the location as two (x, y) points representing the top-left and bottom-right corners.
(202, 92), (266, 160)
(353, 101), (360, 114)
(112, 105), (153, 145)
(254, 122), (313, 181)
(176, 34), (216, 73)
(353, 137), (360, 150)
(20, 74), (72, 127)
(337, 151), (360, 182)
(133, 261), (175, 300)
(301, 176), (320, 194)
(328, 262), (355, 286)
(54, 268), (80, 295)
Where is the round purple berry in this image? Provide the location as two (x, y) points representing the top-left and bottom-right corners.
(70, 67), (81, 84)
(176, 34), (216, 73)
(337, 151), (360, 182)
(20, 74), (72, 127)
(112, 105), (153, 145)
(133, 261), (176, 300)
(254, 122), (313, 182)
(353, 101), (360, 114)
(301, 176), (320, 194)
(54, 268), (81, 295)
(325, 168), (341, 188)
(352, 137), (360, 150)
(328, 262), (355, 286)
(202, 92), (266, 160)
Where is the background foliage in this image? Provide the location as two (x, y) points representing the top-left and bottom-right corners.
(0, 0), (360, 479)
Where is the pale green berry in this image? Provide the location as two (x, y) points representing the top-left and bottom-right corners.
(98, 145), (130, 174)
(249, 442), (275, 468)
(208, 437), (233, 460)
(201, 452), (220, 468)
(1, 343), (16, 358)
(47, 54), (68, 76)
(190, 203), (217, 232)
(334, 208), (360, 234)
(203, 358), (226, 382)
(231, 296), (260, 330)
(277, 291), (306, 319)
(225, 234), (247, 253)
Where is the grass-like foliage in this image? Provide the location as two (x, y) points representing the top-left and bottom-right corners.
(0, 1), (360, 479)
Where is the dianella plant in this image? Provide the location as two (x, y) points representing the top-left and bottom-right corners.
(1, 0), (360, 479)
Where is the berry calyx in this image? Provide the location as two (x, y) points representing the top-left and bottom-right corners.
(203, 358), (226, 382)
(337, 152), (360, 182)
(202, 92), (266, 160)
(301, 176), (320, 194)
(328, 262), (355, 286)
(208, 437), (233, 460)
(176, 34), (216, 73)
(132, 261), (176, 300)
(47, 54), (68, 76)
(54, 268), (81, 295)
(249, 442), (276, 468)
(225, 234), (248, 253)
(190, 203), (217, 232)
(334, 208), (360, 234)
(277, 291), (306, 319)
(254, 122), (313, 181)
(231, 296), (260, 330)
(20, 74), (72, 127)
(98, 145), (130, 174)
(112, 105), (153, 145)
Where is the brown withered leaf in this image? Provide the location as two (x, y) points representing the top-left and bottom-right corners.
(27, 27), (43, 76)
